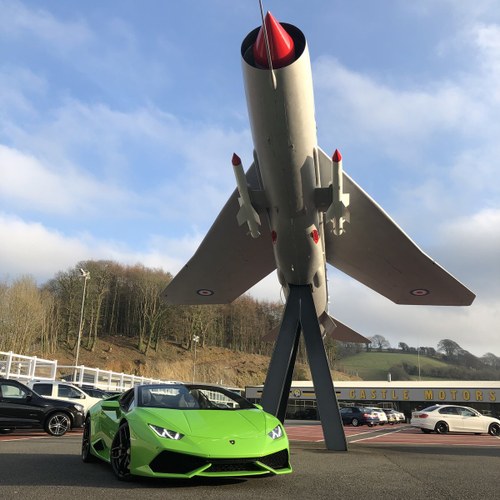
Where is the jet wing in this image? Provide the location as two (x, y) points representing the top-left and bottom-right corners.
(317, 148), (475, 306)
(162, 164), (276, 305)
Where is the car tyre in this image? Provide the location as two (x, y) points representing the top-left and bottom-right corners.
(0, 428), (14, 434)
(111, 422), (133, 481)
(45, 412), (71, 436)
(82, 416), (96, 462)
(351, 418), (359, 427)
(435, 421), (449, 434)
(488, 423), (500, 436)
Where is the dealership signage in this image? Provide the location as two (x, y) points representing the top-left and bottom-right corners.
(336, 388), (498, 403)
(246, 386), (499, 403)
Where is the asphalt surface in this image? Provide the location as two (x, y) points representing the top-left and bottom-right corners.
(1, 426), (499, 500)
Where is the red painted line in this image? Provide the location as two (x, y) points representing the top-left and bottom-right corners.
(285, 424), (500, 447)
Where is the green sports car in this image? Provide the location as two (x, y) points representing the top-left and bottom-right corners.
(82, 383), (292, 480)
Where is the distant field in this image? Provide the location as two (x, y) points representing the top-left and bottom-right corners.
(334, 351), (450, 381)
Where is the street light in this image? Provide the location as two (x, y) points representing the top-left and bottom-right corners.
(192, 335), (200, 382)
(74, 268), (90, 373)
(417, 347), (421, 381)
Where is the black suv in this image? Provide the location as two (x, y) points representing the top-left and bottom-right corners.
(0, 378), (85, 436)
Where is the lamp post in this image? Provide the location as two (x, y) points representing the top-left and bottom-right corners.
(192, 335), (200, 382)
(74, 268), (90, 375)
(417, 347), (421, 381)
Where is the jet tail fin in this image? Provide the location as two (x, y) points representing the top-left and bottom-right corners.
(263, 312), (369, 344)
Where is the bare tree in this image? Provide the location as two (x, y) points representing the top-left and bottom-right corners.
(0, 276), (47, 354)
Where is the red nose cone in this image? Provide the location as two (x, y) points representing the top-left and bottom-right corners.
(332, 149), (342, 163)
(253, 11), (295, 69)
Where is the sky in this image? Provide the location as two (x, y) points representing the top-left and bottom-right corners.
(1, 0), (499, 357)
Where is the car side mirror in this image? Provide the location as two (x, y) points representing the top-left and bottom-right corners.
(253, 404), (263, 410)
(101, 400), (120, 411)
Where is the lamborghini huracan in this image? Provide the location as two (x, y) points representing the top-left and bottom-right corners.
(81, 383), (292, 480)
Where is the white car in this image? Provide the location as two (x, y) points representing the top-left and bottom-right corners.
(366, 407), (388, 425)
(26, 380), (101, 414)
(411, 404), (500, 436)
(383, 409), (401, 424)
(395, 410), (406, 423)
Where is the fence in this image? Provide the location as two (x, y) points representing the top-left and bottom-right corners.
(0, 351), (169, 391)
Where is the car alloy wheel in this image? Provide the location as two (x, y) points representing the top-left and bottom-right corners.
(111, 423), (132, 481)
(488, 423), (500, 436)
(45, 412), (71, 436)
(82, 416), (96, 462)
(435, 421), (449, 434)
(351, 418), (359, 427)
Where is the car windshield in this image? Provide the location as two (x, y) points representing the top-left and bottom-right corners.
(137, 384), (255, 410)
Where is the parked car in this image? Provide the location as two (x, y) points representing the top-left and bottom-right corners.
(81, 387), (114, 399)
(382, 409), (399, 424)
(382, 408), (405, 424)
(82, 383), (292, 480)
(26, 380), (101, 413)
(340, 406), (379, 427)
(0, 378), (84, 436)
(411, 404), (500, 435)
(365, 407), (388, 425)
(294, 407), (318, 420)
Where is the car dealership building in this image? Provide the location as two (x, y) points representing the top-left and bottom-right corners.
(245, 380), (500, 420)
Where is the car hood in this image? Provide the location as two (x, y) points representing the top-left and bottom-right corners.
(135, 407), (271, 438)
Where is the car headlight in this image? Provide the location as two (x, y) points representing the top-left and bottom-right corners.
(268, 424), (284, 440)
(73, 404), (84, 413)
(148, 424), (184, 440)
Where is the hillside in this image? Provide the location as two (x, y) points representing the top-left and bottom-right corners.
(38, 336), (361, 388)
(336, 351), (453, 380)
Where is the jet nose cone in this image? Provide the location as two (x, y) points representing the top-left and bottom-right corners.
(253, 11), (295, 69)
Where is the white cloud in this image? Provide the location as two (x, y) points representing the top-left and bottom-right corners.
(0, 145), (132, 216)
(313, 56), (485, 162)
(0, 213), (188, 283)
(0, 0), (92, 52)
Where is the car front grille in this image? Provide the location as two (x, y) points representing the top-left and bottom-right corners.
(149, 450), (207, 474)
(149, 449), (289, 475)
(259, 449), (290, 470)
(206, 458), (262, 473)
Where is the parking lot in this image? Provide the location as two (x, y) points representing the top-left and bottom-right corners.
(1, 424), (499, 499)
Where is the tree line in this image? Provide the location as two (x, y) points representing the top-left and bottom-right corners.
(2, 261), (497, 379)
(0, 260), (288, 360)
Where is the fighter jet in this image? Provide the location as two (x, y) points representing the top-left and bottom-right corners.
(163, 11), (474, 320)
(163, 9), (475, 450)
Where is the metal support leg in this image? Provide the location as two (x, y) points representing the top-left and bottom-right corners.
(298, 286), (347, 451)
(276, 328), (300, 423)
(261, 289), (301, 419)
(261, 284), (348, 451)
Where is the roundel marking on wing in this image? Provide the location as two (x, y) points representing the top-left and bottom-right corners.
(410, 289), (430, 297)
(197, 289), (214, 297)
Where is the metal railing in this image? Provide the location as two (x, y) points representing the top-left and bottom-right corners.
(0, 351), (169, 391)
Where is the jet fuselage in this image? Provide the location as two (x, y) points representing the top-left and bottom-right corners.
(241, 23), (328, 316)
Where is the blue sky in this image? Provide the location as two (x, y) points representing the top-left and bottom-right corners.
(1, 0), (499, 357)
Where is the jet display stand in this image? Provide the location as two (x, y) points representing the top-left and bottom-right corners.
(260, 284), (347, 451)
